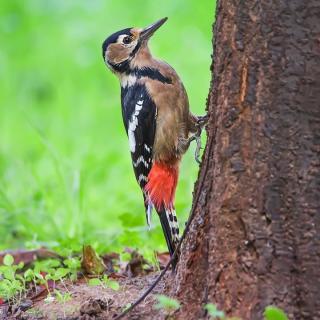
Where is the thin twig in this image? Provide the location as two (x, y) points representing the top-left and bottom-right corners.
(114, 121), (213, 320)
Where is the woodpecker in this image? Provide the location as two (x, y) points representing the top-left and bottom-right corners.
(102, 17), (206, 267)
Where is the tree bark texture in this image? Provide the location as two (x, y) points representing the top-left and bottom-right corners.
(172, 1), (320, 319)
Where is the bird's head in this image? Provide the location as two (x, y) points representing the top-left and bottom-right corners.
(102, 17), (167, 74)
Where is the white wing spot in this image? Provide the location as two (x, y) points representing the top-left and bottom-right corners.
(144, 144), (151, 152)
(133, 156), (149, 168)
(138, 174), (148, 184)
(128, 100), (143, 153)
(128, 119), (137, 152)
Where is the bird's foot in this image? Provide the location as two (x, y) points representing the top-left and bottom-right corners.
(196, 114), (209, 128)
(188, 134), (202, 164)
(188, 114), (208, 165)
(194, 134), (202, 164)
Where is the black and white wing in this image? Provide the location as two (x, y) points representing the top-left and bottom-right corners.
(121, 83), (156, 222)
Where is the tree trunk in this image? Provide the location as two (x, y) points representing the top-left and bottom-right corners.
(172, 0), (320, 319)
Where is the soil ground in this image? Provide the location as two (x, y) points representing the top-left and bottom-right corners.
(1, 272), (176, 320)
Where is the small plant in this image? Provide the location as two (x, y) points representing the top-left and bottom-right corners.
(264, 306), (288, 320)
(54, 289), (72, 303)
(154, 294), (180, 312)
(25, 308), (44, 318)
(88, 278), (102, 286)
(123, 303), (132, 312)
(24, 268), (51, 295)
(0, 253), (83, 304)
(202, 303), (288, 320)
(101, 275), (120, 290)
(63, 257), (81, 281)
(88, 275), (120, 291)
(205, 303), (226, 319)
(204, 303), (242, 320)
(0, 254), (25, 303)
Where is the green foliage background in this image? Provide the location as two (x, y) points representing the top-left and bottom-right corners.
(0, 0), (215, 255)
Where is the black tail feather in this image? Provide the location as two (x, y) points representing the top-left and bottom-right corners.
(158, 208), (179, 270)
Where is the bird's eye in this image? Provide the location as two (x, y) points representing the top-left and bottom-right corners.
(123, 36), (132, 44)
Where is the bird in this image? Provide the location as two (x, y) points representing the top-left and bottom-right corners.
(102, 17), (207, 268)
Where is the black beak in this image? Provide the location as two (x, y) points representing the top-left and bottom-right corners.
(140, 17), (168, 41)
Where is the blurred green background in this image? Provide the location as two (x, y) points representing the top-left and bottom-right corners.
(0, 0), (215, 256)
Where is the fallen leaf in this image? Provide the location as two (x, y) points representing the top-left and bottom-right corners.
(123, 249), (152, 277)
(80, 298), (112, 316)
(156, 252), (170, 268)
(81, 245), (106, 275)
(108, 272), (126, 280)
(101, 252), (119, 274)
(0, 248), (62, 266)
(29, 280), (56, 302)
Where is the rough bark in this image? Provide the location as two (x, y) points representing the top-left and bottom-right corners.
(172, 1), (320, 319)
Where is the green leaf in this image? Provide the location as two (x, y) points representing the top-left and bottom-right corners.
(204, 304), (225, 319)
(108, 280), (119, 291)
(3, 254), (14, 266)
(55, 267), (70, 279)
(123, 303), (132, 312)
(33, 259), (61, 276)
(154, 295), (180, 311)
(2, 268), (15, 281)
(69, 272), (78, 281)
(63, 257), (80, 270)
(88, 278), (101, 286)
(120, 252), (131, 262)
(102, 275), (120, 291)
(54, 289), (63, 300)
(16, 262), (24, 270)
(34, 272), (44, 282)
(45, 273), (53, 281)
(264, 306), (288, 320)
(54, 289), (72, 303)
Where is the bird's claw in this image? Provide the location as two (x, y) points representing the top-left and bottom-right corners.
(188, 134), (202, 164)
(194, 135), (202, 164)
(189, 114), (208, 165)
(196, 114), (209, 128)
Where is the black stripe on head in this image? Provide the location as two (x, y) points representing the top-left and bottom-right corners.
(102, 28), (132, 60)
(130, 41), (142, 57)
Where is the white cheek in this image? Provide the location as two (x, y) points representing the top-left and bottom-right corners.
(127, 40), (138, 49)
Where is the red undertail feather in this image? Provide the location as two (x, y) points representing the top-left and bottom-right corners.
(145, 161), (179, 210)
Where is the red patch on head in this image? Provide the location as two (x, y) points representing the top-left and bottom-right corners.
(145, 162), (179, 210)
